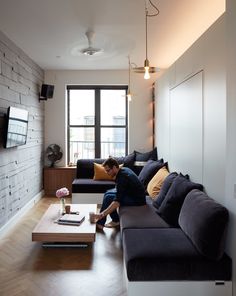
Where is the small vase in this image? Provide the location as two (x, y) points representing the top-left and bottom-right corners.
(60, 197), (66, 215)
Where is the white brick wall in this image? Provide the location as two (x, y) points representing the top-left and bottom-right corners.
(0, 30), (44, 228)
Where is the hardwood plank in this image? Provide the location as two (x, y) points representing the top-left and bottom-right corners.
(0, 197), (127, 296)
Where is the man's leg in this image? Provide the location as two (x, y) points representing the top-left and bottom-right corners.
(97, 189), (119, 226)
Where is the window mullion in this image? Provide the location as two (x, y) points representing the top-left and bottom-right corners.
(95, 89), (100, 158)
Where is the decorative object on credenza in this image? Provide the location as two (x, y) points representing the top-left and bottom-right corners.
(56, 187), (70, 215)
(45, 144), (63, 167)
(133, 0), (160, 79)
(39, 84), (54, 101)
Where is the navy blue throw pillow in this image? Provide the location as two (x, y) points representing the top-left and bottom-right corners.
(157, 174), (203, 226)
(115, 152), (135, 170)
(152, 172), (178, 209)
(123, 152), (136, 169)
(135, 147), (158, 162)
(179, 189), (229, 260)
(138, 159), (164, 189)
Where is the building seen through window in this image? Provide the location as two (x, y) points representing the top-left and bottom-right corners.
(67, 86), (128, 164)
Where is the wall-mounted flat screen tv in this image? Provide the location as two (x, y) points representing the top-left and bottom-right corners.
(4, 106), (29, 148)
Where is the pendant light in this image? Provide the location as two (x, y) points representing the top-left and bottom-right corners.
(134, 0), (159, 79)
(127, 55), (132, 101)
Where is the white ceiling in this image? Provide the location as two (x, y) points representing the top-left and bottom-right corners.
(0, 0), (225, 71)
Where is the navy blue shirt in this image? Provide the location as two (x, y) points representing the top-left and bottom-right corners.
(114, 167), (146, 206)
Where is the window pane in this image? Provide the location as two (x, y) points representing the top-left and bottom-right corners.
(101, 127), (126, 158)
(70, 127), (95, 161)
(100, 90), (126, 125)
(69, 90), (95, 125)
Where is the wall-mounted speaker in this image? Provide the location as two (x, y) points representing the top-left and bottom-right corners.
(39, 84), (54, 101)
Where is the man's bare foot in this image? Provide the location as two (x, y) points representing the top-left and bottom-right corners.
(104, 221), (120, 228)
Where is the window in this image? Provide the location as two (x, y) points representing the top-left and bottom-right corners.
(67, 85), (128, 163)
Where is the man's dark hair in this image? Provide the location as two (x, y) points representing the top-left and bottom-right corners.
(102, 157), (119, 169)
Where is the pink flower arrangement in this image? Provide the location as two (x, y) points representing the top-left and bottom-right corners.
(56, 187), (69, 199)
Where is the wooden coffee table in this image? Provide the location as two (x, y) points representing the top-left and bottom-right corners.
(32, 204), (97, 247)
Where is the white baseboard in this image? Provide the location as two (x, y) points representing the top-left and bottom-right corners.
(123, 258), (232, 296)
(0, 190), (44, 239)
(126, 281), (232, 296)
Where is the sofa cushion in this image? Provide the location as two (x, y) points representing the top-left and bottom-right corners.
(119, 203), (170, 232)
(152, 172), (178, 209)
(157, 174), (203, 226)
(147, 166), (169, 198)
(123, 228), (232, 281)
(138, 159), (164, 189)
(179, 189), (229, 260)
(72, 178), (115, 193)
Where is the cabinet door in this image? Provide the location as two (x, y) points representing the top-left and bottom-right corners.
(44, 168), (76, 196)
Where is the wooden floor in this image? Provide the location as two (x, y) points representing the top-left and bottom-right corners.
(0, 197), (127, 296)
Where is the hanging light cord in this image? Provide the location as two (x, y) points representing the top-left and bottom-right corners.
(146, 0), (160, 17)
(145, 0), (160, 61)
(128, 55), (131, 90)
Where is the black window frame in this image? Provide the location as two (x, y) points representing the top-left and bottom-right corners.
(67, 85), (128, 163)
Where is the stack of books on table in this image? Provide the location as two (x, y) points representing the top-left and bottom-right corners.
(56, 214), (85, 226)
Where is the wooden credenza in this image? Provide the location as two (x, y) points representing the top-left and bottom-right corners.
(43, 167), (76, 197)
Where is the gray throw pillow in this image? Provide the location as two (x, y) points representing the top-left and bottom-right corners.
(152, 172), (178, 209)
(157, 174), (203, 226)
(138, 159), (164, 189)
(179, 189), (229, 260)
(134, 147), (158, 161)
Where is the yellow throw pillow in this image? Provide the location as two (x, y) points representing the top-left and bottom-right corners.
(93, 163), (115, 180)
(147, 166), (169, 198)
(93, 163), (123, 180)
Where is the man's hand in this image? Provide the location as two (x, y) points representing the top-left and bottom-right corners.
(94, 213), (104, 221)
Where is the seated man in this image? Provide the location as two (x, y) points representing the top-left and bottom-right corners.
(95, 157), (146, 229)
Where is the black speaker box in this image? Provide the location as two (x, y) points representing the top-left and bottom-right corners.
(40, 84), (54, 99)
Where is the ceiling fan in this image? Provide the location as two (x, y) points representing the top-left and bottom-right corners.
(80, 30), (103, 56)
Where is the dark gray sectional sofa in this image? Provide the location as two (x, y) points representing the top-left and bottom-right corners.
(71, 150), (232, 296)
(120, 191), (232, 296)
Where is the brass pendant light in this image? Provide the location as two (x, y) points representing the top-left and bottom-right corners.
(133, 0), (160, 79)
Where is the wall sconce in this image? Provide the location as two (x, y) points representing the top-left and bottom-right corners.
(39, 84), (54, 101)
(133, 0), (160, 79)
